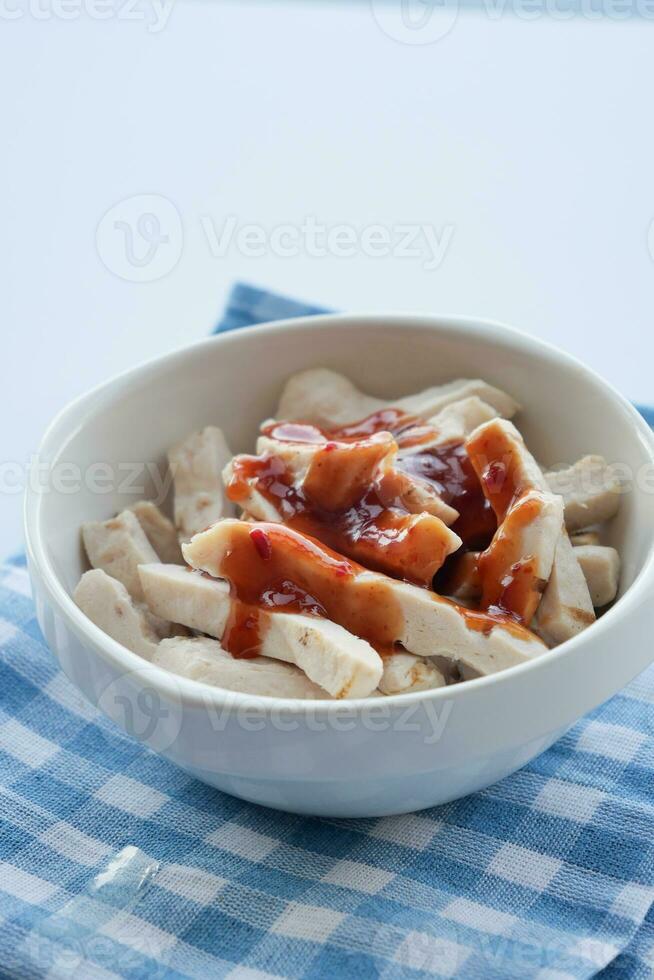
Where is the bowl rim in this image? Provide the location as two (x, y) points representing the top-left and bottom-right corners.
(24, 311), (654, 714)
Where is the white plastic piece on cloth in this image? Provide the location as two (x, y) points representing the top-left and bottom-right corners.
(25, 846), (162, 977)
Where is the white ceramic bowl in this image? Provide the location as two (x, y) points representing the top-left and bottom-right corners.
(24, 314), (654, 818)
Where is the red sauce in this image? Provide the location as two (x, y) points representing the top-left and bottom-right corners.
(201, 521), (532, 657)
(222, 603), (262, 659)
(488, 559), (540, 624)
(266, 411), (497, 550)
(466, 425), (527, 521)
(320, 410), (495, 551)
(398, 441), (496, 551)
(330, 408), (419, 441)
(302, 431), (397, 510)
(227, 418), (460, 587)
(217, 522), (405, 654)
(466, 426), (548, 624)
(210, 407), (541, 657)
(250, 526), (273, 561)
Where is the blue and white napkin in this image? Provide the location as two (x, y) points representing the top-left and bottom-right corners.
(0, 283), (652, 979)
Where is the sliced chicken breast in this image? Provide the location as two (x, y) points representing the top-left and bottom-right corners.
(424, 397), (501, 447)
(276, 369), (519, 427)
(545, 456), (621, 531)
(267, 429), (397, 510)
(182, 520), (546, 679)
(378, 652), (447, 695)
(276, 369), (382, 428)
(388, 576), (546, 676)
(466, 417), (549, 514)
(168, 426), (235, 542)
(222, 460), (282, 523)
(253, 431), (459, 525)
(138, 563), (383, 699)
(534, 533), (596, 645)
(223, 436), (461, 585)
(139, 564), (231, 636)
(466, 418), (595, 636)
(477, 490), (564, 624)
(129, 500), (184, 564)
(399, 380), (519, 423)
(82, 509), (159, 603)
(74, 569), (167, 660)
(391, 473), (459, 526)
(154, 636), (329, 699)
(465, 421), (565, 624)
(573, 544), (620, 608)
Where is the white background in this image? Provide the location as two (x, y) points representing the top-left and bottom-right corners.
(1, 0), (653, 556)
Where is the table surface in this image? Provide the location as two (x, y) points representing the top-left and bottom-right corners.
(2, 1), (652, 556)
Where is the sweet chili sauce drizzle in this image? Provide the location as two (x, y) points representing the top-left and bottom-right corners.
(192, 391), (544, 664)
(222, 601), (262, 659)
(397, 441), (497, 552)
(214, 522), (407, 655)
(476, 493), (545, 625)
(466, 426), (549, 625)
(227, 410), (496, 586)
(228, 424), (453, 586)
(218, 406), (519, 660)
(220, 527), (331, 659)
(320, 408), (497, 552)
(212, 520), (534, 659)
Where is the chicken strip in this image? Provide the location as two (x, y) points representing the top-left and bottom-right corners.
(478, 491), (564, 623)
(534, 533), (596, 645)
(155, 636), (330, 699)
(82, 509), (159, 603)
(465, 421), (565, 624)
(573, 544), (620, 608)
(182, 521), (546, 678)
(129, 501), (184, 564)
(222, 466), (282, 523)
(254, 429), (459, 525)
(423, 397), (501, 448)
(140, 564), (230, 636)
(378, 652), (447, 695)
(466, 418), (548, 512)
(276, 369), (519, 428)
(276, 369), (380, 429)
(399, 380), (519, 423)
(224, 435), (461, 586)
(139, 563), (382, 699)
(545, 456), (621, 532)
(168, 426), (234, 542)
(74, 569), (169, 660)
(465, 419), (596, 634)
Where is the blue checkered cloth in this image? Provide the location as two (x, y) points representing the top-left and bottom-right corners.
(1, 283), (654, 979)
